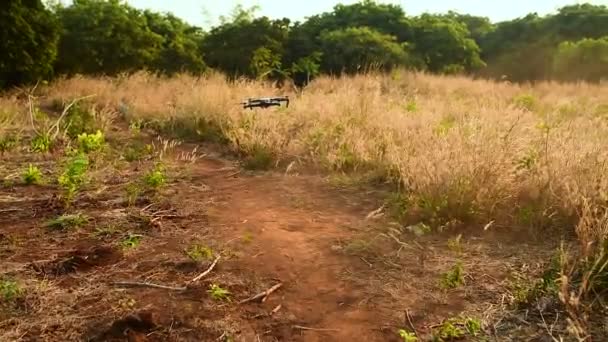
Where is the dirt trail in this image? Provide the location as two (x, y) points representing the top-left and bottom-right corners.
(194, 156), (391, 341)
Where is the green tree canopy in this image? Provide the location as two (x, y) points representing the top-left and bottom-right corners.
(319, 27), (410, 74)
(552, 37), (608, 82)
(143, 10), (207, 75)
(0, 0), (60, 88)
(410, 14), (485, 74)
(202, 16), (290, 78)
(54, 0), (163, 75)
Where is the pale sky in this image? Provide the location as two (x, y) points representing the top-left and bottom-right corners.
(125, 0), (608, 28)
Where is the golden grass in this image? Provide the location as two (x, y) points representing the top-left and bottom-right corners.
(6, 70), (608, 245)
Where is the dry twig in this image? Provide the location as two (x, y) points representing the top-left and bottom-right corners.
(292, 325), (340, 332)
(239, 282), (283, 304)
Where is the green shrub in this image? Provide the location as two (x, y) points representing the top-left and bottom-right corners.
(58, 153), (89, 204)
(0, 135), (17, 153)
(30, 133), (52, 153)
(0, 278), (24, 303)
(64, 103), (96, 138)
(440, 261), (465, 289)
(45, 213), (88, 230)
(77, 130), (105, 153)
(144, 163), (166, 189)
(22, 164), (43, 185)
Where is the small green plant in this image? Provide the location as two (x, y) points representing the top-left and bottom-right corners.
(243, 143), (274, 170)
(185, 244), (214, 262)
(447, 234), (462, 253)
(120, 233), (143, 249)
(120, 233), (142, 250)
(432, 317), (483, 341)
(94, 225), (121, 238)
(144, 163), (166, 189)
(125, 183), (143, 206)
(0, 135), (17, 153)
(207, 284), (231, 301)
(440, 261), (465, 289)
(398, 329), (418, 342)
(405, 100), (417, 113)
(58, 153), (89, 204)
(434, 321), (465, 341)
(464, 317), (482, 336)
(30, 133), (52, 153)
(513, 93), (537, 111)
(129, 119), (144, 134)
(45, 213), (88, 231)
(0, 278), (24, 303)
(434, 115), (457, 136)
(242, 231), (254, 243)
(22, 164), (43, 185)
(64, 103), (97, 138)
(77, 130), (105, 153)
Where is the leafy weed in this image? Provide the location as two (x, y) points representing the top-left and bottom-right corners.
(45, 213), (88, 231)
(208, 284), (231, 301)
(22, 164), (43, 185)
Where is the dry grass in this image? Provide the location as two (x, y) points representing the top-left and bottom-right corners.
(4, 70), (608, 337)
(35, 71), (608, 235)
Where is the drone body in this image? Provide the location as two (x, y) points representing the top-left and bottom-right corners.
(241, 96), (289, 110)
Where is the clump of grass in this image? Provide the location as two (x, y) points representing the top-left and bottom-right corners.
(0, 277), (24, 303)
(57, 152), (89, 205)
(64, 103), (97, 138)
(440, 261), (465, 289)
(0, 134), (17, 154)
(45, 213), (88, 231)
(30, 133), (53, 153)
(77, 130), (105, 153)
(143, 163), (166, 189)
(125, 183), (143, 206)
(512, 93), (537, 111)
(120, 233), (142, 250)
(447, 234), (462, 253)
(93, 225), (121, 239)
(207, 284), (231, 301)
(242, 143), (275, 170)
(432, 316), (483, 341)
(185, 244), (214, 262)
(398, 329), (418, 342)
(22, 164), (43, 185)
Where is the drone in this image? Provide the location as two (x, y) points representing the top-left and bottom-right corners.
(240, 96), (289, 110)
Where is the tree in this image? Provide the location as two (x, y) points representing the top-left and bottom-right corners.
(202, 16), (290, 78)
(410, 14), (484, 74)
(54, 0), (163, 75)
(552, 37), (608, 82)
(284, 0), (413, 71)
(0, 0), (60, 89)
(319, 27), (410, 74)
(290, 52), (322, 85)
(143, 10), (207, 75)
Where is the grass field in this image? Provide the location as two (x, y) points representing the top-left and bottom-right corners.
(1, 71), (607, 341)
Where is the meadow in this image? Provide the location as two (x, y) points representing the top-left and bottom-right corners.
(1, 71), (607, 341)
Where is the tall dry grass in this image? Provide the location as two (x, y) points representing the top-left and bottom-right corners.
(3, 69), (608, 337)
(40, 71), (608, 236)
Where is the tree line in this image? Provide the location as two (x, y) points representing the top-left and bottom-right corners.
(2, 0), (608, 89)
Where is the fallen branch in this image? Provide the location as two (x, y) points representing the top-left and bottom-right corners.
(271, 304), (282, 315)
(292, 325), (340, 332)
(188, 256), (221, 285)
(239, 282), (283, 304)
(112, 255), (221, 291)
(111, 281), (186, 291)
(50, 95), (96, 140)
(405, 309), (419, 338)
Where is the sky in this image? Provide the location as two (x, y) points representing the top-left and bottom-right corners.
(125, 0), (608, 27)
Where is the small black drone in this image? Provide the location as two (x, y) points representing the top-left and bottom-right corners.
(241, 96), (289, 110)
